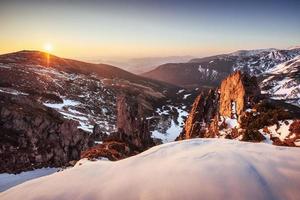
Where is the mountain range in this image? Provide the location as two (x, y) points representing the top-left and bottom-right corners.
(0, 47), (300, 196)
(143, 47), (300, 107)
(93, 55), (194, 74)
(0, 50), (197, 173)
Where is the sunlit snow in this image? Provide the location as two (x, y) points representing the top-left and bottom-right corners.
(2, 139), (300, 200)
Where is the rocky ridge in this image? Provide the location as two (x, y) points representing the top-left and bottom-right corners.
(177, 71), (300, 147)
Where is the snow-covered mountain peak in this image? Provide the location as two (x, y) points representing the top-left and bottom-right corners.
(229, 48), (276, 57)
(267, 49), (286, 61)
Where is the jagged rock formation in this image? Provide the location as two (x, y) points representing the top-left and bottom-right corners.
(178, 71), (260, 140)
(116, 94), (154, 149)
(178, 71), (300, 147)
(81, 93), (155, 161)
(0, 93), (91, 173)
(177, 90), (218, 140)
(219, 71), (260, 118)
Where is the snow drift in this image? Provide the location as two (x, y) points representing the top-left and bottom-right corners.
(0, 168), (58, 192)
(1, 139), (300, 200)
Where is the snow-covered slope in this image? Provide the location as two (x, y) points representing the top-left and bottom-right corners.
(0, 50), (192, 140)
(151, 106), (188, 143)
(232, 48), (300, 75)
(2, 139), (300, 200)
(0, 168), (58, 192)
(261, 56), (300, 106)
(143, 48), (300, 90)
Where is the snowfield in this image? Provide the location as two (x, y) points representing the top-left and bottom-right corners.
(151, 106), (188, 143)
(1, 139), (300, 200)
(260, 56), (300, 107)
(0, 168), (58, 192)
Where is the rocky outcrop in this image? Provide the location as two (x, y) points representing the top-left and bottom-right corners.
(0, 93), (91, 173)
(81, 93), (155, 161)
(219, 71), (260, 118)
(177, 90), (218, 140)
(178, 71), (300, 147)
(178, 71), (260, 141)
(81, 140), (138, 161)
(116, 94), (154, 149)
(290, 120), (300, 135)
(241, 101), (300, 146)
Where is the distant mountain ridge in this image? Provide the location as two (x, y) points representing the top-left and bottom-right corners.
(93, 55), (194, 74)
(142, 47), (300, 106)
(0, 50), (155, 84)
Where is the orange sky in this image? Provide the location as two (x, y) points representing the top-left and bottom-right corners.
(1, 1), (299, 60)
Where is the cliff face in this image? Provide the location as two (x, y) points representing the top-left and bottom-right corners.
(116, 94), (153, 149)
(179, 71), (300, 147)
(219, 71), (260, 118)
(177, 90), (218, 140)
(80, 94), (155, 161)
(0, 94), (91, 173)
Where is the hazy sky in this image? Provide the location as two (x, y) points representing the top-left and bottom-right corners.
(1, 0), (300, 60)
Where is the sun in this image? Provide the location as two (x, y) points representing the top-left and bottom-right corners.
(43, 43), (53, 53)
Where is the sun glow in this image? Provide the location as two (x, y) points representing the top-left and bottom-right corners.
(44, 43), (53, 53)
